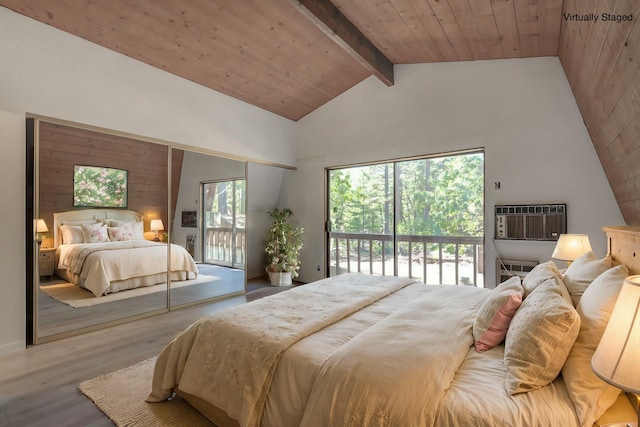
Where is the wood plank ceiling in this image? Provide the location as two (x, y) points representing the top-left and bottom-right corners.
(0, 0), (562, 121)
(3, 0), (640, 225)
(559, 0), (640, 226)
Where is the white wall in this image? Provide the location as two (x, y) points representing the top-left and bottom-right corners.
(0, 8), (295, 355)
(0, 111), (27, 355)
(287, 57), (625, 285)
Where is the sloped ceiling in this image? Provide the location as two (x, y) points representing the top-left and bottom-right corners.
(0, 0), (561, 121)
(559, 0), (640, 226)
(1, 0), (639, 224)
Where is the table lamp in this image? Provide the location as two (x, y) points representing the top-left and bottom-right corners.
(35, 219), (49, 244)
(150, 219), (164, 242)
(551, 234), (592, 266)
(592, 275), (640, 427)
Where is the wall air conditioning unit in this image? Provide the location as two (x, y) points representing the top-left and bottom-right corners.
(495, 204), (566, 241)
(496, 258), (539, 286)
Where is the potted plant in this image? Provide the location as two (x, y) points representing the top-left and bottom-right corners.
(265, 208), (304, 286)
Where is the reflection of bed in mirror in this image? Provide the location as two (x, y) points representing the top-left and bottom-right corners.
(53, 209), (197, 297)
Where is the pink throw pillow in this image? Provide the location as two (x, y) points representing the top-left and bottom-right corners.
(474, 293), (522, 352)
(473, 276), (523, 352)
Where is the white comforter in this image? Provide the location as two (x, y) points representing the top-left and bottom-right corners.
(149, 274), (580, 427)
(297, 285), (578, 427)
(57, 241), (197, 297)
(148, 274), (418, 426)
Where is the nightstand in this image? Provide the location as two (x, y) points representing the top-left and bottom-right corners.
(38, 247), (55, 278)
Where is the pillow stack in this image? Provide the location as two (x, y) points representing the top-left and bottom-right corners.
(471, 252), (629, 426)
(59, 219), (146, 244)
(503, 270), (580, 394)
(472, 261), (581, 394)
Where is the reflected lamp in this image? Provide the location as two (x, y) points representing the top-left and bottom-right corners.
(35, 219), (49, 243)
(150, 219), (164, 242)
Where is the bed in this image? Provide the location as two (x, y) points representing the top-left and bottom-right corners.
(53, 209), (198, 297)
(147, 226), (639, 427)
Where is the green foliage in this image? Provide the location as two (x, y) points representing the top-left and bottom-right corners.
(328, 153), (483, 256)
(265, 208), (304, 278)
(74, 166), (127, 207)
(329, 164), (394, 235)
(397, 154), (483, 238)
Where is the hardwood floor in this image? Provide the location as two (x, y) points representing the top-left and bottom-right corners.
(0, 280), (289, 427)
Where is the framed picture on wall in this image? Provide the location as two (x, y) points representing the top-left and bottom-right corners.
(182, 211), (197, 228)
(73, 165), (128, 208)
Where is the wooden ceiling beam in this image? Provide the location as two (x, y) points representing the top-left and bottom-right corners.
(288, 0), (395, 86)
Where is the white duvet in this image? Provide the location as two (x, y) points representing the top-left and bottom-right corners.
(57, 241), (197, 297)
(297, 284), (578, 427)
(149, 274), (580, 427)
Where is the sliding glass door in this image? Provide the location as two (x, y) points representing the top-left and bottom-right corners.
(327, 151), (484, 286)
(202, 179), (246, 269)
(328, 163), (395, 276)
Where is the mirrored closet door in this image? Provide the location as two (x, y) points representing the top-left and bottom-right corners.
(29, 117), (250, 343)
(168, 148), (247, 308)
(34, 120), (171, 340)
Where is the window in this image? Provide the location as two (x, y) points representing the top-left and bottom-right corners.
(327, 150), (484, 286)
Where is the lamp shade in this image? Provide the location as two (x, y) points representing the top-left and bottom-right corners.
(551, 234), (592, 262)
(591, 275), (640, 394)
(35, 219), (49, 233)
(150, 219), (164, 232)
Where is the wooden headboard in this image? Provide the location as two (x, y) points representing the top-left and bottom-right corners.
(53, 209), (143, 248)
(603, 226), (640, 275)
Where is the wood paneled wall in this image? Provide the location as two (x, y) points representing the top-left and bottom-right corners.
(38, 122), (183, 246)
(559, 0), (640, 225)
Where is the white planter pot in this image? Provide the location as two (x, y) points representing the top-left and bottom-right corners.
(268, 271), (292, 287)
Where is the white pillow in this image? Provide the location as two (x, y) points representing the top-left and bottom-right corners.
(81, 223), (109, 243)
(561, 265), (629, 427)
(59, 225), (84, 244)
(521, 261), (570, 303)
(504, 276), (581, 394)
(130, 221), (144, 240)
(106, 220), (144, 240)
(562, 251), (612, 306)
(107, 224), (134, 241)
(106, 219), (128, 227)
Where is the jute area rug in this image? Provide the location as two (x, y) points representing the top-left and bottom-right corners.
(79, 358), (214, 426)
(40, 274), (220, 308)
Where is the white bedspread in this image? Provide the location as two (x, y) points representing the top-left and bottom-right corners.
(300, 284), (481, 426)
(148, 273), (419, 427)
(298, 285), (578, 426)
(58, 241), (197, 296)
(149, 275), (580, 427)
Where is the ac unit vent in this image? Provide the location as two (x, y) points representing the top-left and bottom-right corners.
(496, 258), (539, 286)
(495, 204), (566, 241)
